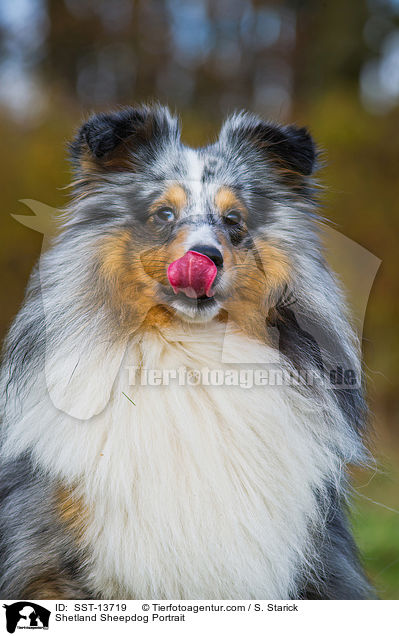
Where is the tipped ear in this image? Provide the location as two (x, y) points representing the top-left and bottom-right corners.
(69, 105), (180, 172)
(219, 112), (317, 176)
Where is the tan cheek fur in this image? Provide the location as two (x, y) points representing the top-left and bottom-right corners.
(214, 187), (291, 341)
(98, 228), (190, 333)
(222, 239), (291, 342)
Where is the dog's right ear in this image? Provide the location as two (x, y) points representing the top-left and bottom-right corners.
(69, 105), (180, 174)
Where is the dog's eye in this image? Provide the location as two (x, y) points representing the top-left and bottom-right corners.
(153, 208), (176, 224)
(224, 210), (242, 226)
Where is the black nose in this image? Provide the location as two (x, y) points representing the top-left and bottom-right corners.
(190, 244), (223, 268)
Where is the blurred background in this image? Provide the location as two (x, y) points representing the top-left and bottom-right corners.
(0, 0), (398, 598)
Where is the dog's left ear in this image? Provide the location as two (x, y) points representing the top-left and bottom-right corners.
(219, 112), (317, 176)
(69, 104), (180, 174)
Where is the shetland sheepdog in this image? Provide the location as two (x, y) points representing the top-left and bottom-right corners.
(0, 105), (371, 599)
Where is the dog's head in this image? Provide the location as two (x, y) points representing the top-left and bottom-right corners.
(69, 105), (318, 338)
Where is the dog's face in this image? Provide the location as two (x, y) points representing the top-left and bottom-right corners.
(69, 106), (317, 338)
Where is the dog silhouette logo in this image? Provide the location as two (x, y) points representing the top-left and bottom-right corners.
(2, 602), (50, 633)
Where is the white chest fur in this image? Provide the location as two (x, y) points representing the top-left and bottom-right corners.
(3, 323), (347, 599)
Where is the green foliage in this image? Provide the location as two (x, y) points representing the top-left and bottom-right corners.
(352, 460), (399, 599)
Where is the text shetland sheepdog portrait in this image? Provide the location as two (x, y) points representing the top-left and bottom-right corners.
(0, 104), (372, 600)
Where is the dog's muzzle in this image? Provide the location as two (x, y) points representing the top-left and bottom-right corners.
(167, 249), (220, 299)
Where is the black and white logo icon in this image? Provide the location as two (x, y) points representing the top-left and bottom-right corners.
(2, 602), (50, 634)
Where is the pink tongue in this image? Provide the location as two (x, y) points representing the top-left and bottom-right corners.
(167, 250), (218, 299)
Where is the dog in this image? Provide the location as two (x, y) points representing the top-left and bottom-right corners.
(0, 104), (371, 599)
